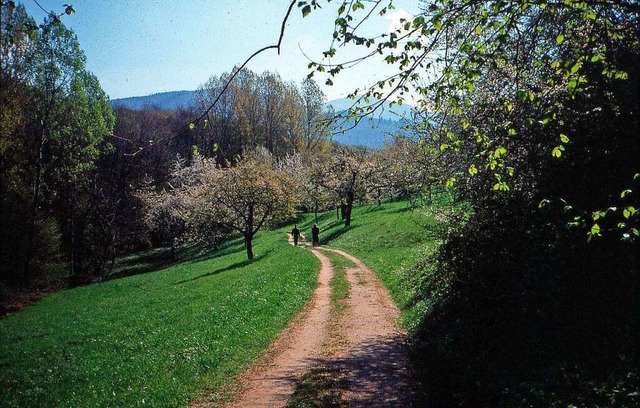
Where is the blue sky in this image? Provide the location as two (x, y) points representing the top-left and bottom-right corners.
(21, 0), (422, 101)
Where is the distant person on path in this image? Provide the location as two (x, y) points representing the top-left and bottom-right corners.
(292, 225), (301, 246)
(312, 224), (320, 247)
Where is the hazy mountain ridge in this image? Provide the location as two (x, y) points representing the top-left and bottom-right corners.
(111, 90), (196, 110)
(111, 91), (412, 148)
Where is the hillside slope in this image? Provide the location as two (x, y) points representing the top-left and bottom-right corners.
(0, 229), (319, 407)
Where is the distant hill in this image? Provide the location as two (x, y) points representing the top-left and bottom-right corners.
(110, 91), (412, 148)
(111, 90), (196, 110)
(331, 117), (408, 148)
(325, 97), (413, 121)
(326, 97), (413, 148)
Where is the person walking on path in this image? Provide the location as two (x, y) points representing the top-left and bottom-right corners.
(311, 224), (320, 247)
(291, 225), (301, 246)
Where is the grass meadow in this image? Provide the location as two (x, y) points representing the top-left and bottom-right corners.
(0, 228), (318, 407)
(0, 198), (443, 407)
(298, 197), (446, 330)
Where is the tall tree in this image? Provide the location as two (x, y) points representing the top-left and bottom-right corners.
(300, 77), (332, 151)
(0, 3), (114, 285)
(203, 151), (300, 259)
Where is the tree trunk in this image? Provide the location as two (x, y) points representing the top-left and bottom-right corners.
(22, 124), (47, 286)
(246, 203), (254, 260)
(345, 191), (354, 227)
(70, 198), (76, 279)
(170, 238), (177, 261)
(245, 234), (254, 260)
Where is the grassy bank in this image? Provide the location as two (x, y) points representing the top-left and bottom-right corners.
(296, 198), (447, 330)
(0, 228), (318, 407)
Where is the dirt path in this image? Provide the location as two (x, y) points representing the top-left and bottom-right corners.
(209, 237), (418, 407)
(321, 248), (417, 406)
(221, 247), (333, 408)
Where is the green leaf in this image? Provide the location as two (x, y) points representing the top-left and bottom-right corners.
(301, 5), (311, 17)
(590, 223), (601, 235)
(570, 62), (582, 74)
(556, 34), (564, 44)
(189, 123), (195, 130)
(445, 177), (456, 189)
(468, 164), (478, 175)
(560, 133), (569, 143)
(517, 90), (527, 102)
(623, 206), (636, 219)
(433, 18), (442, 31)
(552, 146), (563, 158)
(621, 189), (632, 198)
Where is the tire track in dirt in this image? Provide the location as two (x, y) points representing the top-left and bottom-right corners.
(217, 242), (333, 408)
(198, 236), (418, 407)
(318, 248), (417, 407)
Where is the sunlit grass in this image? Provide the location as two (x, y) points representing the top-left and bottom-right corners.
(323, 250), (353, 319)
(298, 197), (446, 330)
(1, 197), (446, 407)
(0, 227), (319, 407)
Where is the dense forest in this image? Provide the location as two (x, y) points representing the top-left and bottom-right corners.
(1, 0), (638, 406)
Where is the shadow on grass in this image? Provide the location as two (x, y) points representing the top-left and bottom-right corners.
(174, 253), (268, 285)
(108, 236), (247, 281)
(184, 239), (245, 264)
(284, 334), (424, 407)
(320, 226), (354, 245)
(107, 248), (176, 280)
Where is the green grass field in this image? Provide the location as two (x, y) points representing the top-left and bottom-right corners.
(1, 198), (443, 407)
(297, 198), (446, 330)
(0, 229), (319, 407)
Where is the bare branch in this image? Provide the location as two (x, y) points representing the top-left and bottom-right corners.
(126, 0), (298, 156)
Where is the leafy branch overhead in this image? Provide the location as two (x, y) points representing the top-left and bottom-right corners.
(297, 0), (639, 241)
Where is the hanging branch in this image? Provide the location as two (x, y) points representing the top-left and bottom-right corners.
(123, 0), (297, 156)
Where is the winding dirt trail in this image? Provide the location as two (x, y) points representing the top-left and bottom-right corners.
(205, 236), (418, 407)
(321, 247), (417, 406)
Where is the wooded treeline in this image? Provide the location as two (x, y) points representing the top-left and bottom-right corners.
(1, 3), (115, 287)
(1, 3), (426, 287)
